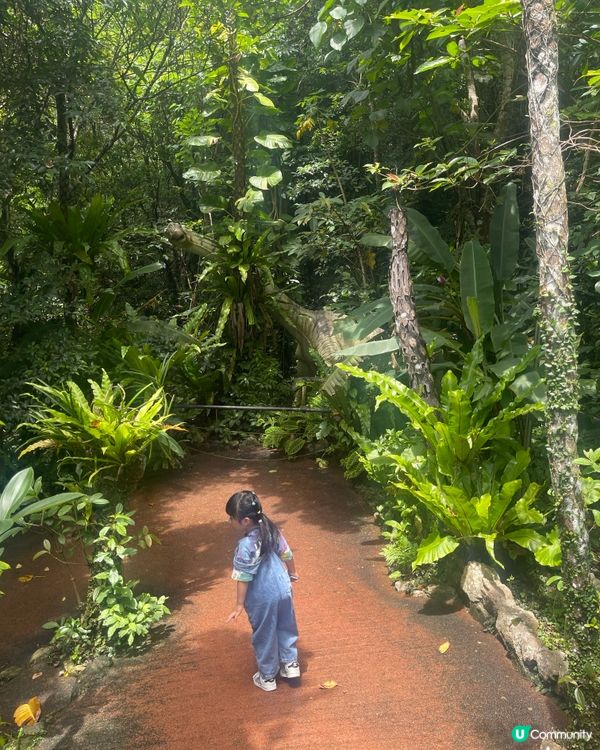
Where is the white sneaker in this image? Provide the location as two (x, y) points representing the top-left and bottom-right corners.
(253, 672), (277, 691)
(279, 661), (301, 678)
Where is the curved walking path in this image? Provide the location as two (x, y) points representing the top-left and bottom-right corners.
(1, 451), (565, 749)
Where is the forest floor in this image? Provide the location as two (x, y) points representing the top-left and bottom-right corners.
(0, 449), (566, 749)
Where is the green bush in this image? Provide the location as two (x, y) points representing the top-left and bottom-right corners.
(259, 391), (364, 476)
(45, 504), (169, 662)
(20, 371), (184, 495)
(208, 347), (292, 444)
(341, 345), (558, 570)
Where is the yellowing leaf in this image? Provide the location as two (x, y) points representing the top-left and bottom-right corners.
(438, 641), (450, 654)
(18, 439), (56, 458)
(319, 680), (338, 689)
(14, 697), (41, 726)
(18, 575), (34, 583)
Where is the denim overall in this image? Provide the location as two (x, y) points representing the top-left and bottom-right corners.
(233, 527), (298, 679)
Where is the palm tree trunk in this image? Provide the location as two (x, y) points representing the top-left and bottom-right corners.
(521, 0), (597, 639)
(389, 207), (438, 406)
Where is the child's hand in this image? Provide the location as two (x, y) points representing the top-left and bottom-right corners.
(226, 605), (244, 623)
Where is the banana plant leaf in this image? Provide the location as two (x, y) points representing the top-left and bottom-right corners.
(460, 240), (495, 335)
(405, 208), (455, 271)
(490, 182), (520, 282)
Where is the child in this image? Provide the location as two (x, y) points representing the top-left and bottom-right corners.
(225, 489), (300, 691)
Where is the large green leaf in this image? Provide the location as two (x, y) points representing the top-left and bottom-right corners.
(490, 182), (519, 281)
(118, 262), (164, 286)
(185, 135), (220, 147)
(504, 528), (547, 553)
(460, 240), (495, 334)
(446, 394), (473, 445)
(405, 208), (454, 271)
(360, 233), (391, 248)
(239, 73), (259, 92)
(0, 468), (35, 519)
(414, 56), (454, 74)
(335, 337), (398, 357)
(512, 493), (545, 525)
(330, 6), (347, 19)
(412, 532), (460, 569)
(487, 479), (521, 529)
(249, 166), (283, 190)
(458, 338), (485, 396)
(434, 433), (457, 477)
(253, 92), (277, 109)
(330, 31), (347, 50)
(422, 328), (464, 354)
(500, 450), (531, 483)
(183, 163), (221, 182)
(426, 24), (462, 39)
(10, 492), (83, 523)
(480, 533), (502, 567)
(235, 188), (264, 213)
(443, 485), (481, 530)
(344, 15), (365, 38)
(335, 296), (392, 341)
(532, 528), (561, 567)
(339, 364), (438, 444)
(309, 21), (328, 47)
(284, 437), (305, 455)
(254, 132), (293, 150)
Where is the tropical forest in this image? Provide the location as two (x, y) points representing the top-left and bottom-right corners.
(0, 0), (599, 747)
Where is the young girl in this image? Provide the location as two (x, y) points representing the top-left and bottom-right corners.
(225, 489), (300, 691)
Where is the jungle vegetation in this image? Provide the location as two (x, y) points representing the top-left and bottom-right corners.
(0, 0), (598, 739)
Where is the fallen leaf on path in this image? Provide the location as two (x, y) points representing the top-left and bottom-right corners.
(438, 641), (450, 654)
(18, 575), (34, 583)
(319, 680), (338, 689)
(32, 672), (43, 680)
(60, 664), (86, 678)
(15, 563), (22, 569)
(14, 697), (41, 726)
(44, 567), (50, 572)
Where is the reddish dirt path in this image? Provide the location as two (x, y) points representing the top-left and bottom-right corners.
(1, 451), (565, 749)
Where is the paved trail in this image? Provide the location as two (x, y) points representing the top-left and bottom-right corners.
(1, 451), (565, 749)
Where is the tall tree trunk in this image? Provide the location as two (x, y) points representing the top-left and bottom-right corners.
(389, 207), (438, 406)
(521, 0), (597, 639)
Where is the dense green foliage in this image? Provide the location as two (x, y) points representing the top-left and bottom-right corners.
(44, 503), (169, 661)
(341, 348), (559, 570)
(20, 372), (183, 490)
(0, 468), (84, 593)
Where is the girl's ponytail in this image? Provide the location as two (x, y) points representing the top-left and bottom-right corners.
(226, 490), (280, 557)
